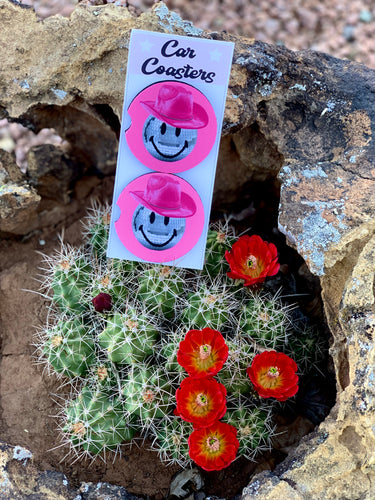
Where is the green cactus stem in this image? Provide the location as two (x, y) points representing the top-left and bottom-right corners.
(239, 293), (291, 350)
(82, 204), (111, 260)
(224, 399), (274, 460)
(217, 338), (255, 395)
(42, 317), (96, 378)
(203, 224), (236, 277)
(152, 416), (192, 467)
(89, 265), (130, 309)
(51, 252), (93, 314)
(87, 361), (120, 390)
(137, 265), (185, 318)
(64, 386), (137, 455)
(98, 309), (159, 365)
(180, 282), (235, 330)
(122, 365), (174, 427)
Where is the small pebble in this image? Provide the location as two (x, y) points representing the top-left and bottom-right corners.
(343, 24), (356, 42)
(359, 9), (373, 23)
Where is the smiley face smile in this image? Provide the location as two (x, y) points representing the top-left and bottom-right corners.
(140, 225), (178, 248)
(150, 136), (189, 159)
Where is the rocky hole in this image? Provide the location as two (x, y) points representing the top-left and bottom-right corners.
(0, 113), (337, 499)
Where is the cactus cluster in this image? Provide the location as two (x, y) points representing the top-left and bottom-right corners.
(35, 206), (322, 467)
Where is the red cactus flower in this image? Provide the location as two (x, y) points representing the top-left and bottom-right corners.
(225, 234), (280, 287)
(177, 328), (229, 378)
(175, 377), (227, 428)
(188, 421), (239, 471)
(92, 292), (113, 313)
(247, 350), (298, 401)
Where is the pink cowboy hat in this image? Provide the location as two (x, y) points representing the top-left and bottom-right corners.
(130, 173), (196, 218)
(140, 84), (209, 129)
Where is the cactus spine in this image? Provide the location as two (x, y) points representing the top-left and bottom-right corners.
(64, 386), (137, 455)
(42, 317), (96, 378)
(98, 308), (159, 364)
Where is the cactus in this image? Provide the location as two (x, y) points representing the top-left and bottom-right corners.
(82, 203), (112, 260)
(156, 329), (187, 385)
(203, 223), (236, 277)
(42, 317), (96, 378)
(88, 263), (131, 310)
(98, 308), (159, 365)
(50, 251), (93, 314)
(36, 205), (324, 467)
(122, 365), (174, 429)
(238, 292), (291, 350)
(86, 361), (120, 390)
(151, 416), (192, 467)
(179, 281), (237, 330)
(284, 321), (326, 374)
(64, 386), (137, 455)
(224, 397), (275, 460)
(217, 338), (254, 395)
(137, 265), (185, 318)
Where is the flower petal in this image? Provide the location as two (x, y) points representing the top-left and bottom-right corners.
(188, 421), (239, 471)
(247, 351), (299, 402)
(177, 328), (228, 378)
(176, 377), (227, 428)
(225, 235), (280, 287)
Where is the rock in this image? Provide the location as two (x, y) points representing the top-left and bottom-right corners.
(359, 9), (373, 23)
(343, 24), (356, 42)
(0, 134), (15, 153)
(79, 481), (141, 499)
(0, 149), (41, 235)
(0, 2), (375, 499)
(0, 441), (141, 499)
(0, 149), (23, 184)
(168, 467), (204, 498)
(27, 144), (80, 204)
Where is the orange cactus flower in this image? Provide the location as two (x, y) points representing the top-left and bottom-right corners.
(175, 376), (227, 428)
(188, 421), (239, 471)
(177, 328), (229, 378)
(247, 350), (299, 401)
(225, 234), (280, 287)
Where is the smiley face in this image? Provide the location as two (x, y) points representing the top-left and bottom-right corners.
(132, 205), (186, 250)
(143, 116), (198, 162)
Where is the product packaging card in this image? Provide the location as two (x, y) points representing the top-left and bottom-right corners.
(107, 29), (234, 269)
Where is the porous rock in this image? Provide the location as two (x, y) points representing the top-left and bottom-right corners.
(0, 148), (41, 235)
(0, 1), (375, 499)
(27, 144), (80, 204)
(0, 441), (141, 499)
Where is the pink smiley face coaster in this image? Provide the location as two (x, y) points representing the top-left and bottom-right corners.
(107, 29), (234, 269)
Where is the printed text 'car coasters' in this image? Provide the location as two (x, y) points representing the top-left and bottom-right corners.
(107, 29), (234, 269)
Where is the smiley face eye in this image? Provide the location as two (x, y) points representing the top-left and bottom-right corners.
(160, 122), (167, 135)
(149, 211), (156, 224)
(164, 216), (170, 226)
(175, 128), (181, 137)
